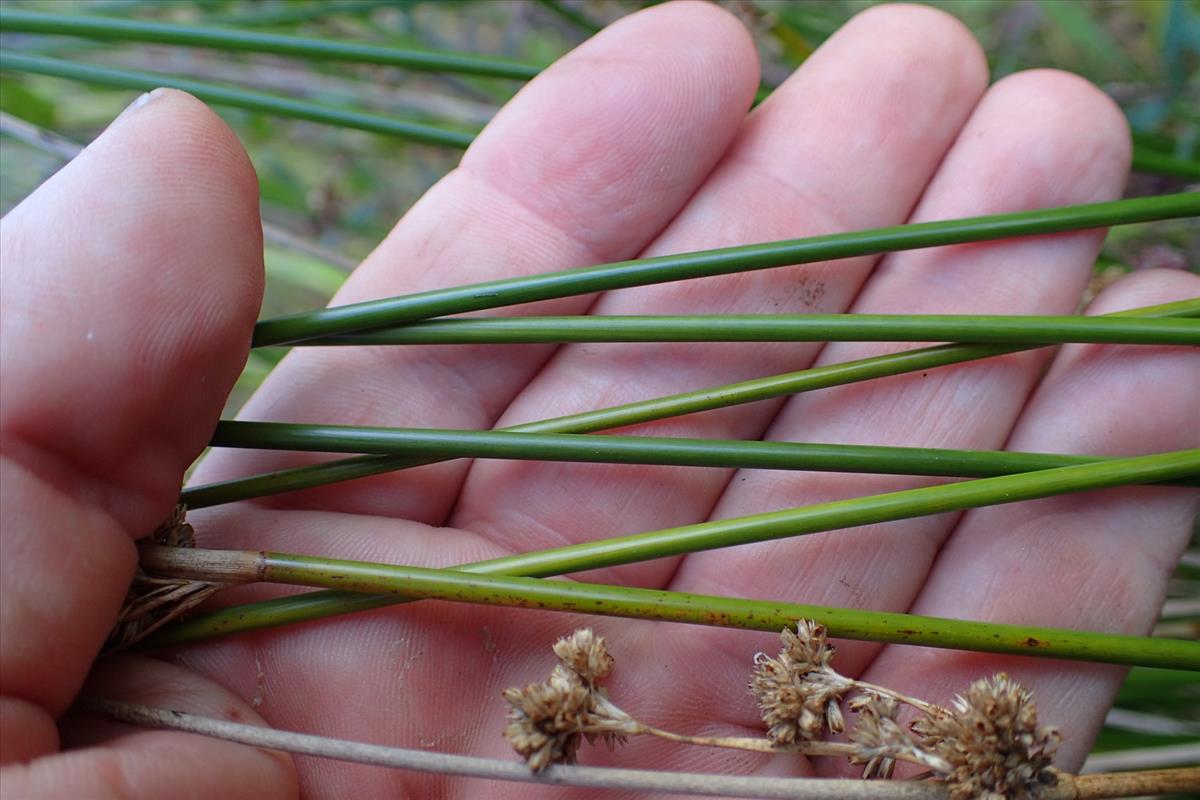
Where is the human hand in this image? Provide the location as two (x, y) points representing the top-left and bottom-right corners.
(2, 3), (1197, 797)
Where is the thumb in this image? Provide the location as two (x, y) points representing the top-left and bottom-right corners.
(0, 89), (262, 734)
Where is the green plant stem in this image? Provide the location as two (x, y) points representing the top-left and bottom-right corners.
(533, 0), (603, 35)
(1131, 147), (1200, 181)
(0, 9), (542, 80)
(0, 52), (475, 149)
(302, 313), (1199, 346)
(139, 545), (1200, 670)
(250, 193), (1200, 346)
(180, 297), (1200, 509)
(205, 0), (393, 28)
(166, 449), (1200, 645)
(209, 421), (1200, 488)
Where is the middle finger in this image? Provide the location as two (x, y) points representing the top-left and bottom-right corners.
(452, 4), (989, 589)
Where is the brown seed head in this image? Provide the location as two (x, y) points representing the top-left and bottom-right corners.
(502, 669), (592, 772)
(503, 632), (633, 771)
(911, 673), (1060, 800)
(749, 621), (852, 743)
(553, 628), (614, 687)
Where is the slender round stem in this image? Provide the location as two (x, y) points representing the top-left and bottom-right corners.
(78, 697), (947, 799)
(0, 52), (475, 149)
(1069, 768), (1200, 799)
(1131, 147), (1200, 181)
(208, 421), (1200, 488)
(301, 314), (1200, 346)
(249, 193), (1200, 346)
(0, 9), (543, 79)
(637, 725), (856, 759)
(182, 296), (1200, 509)
(158, 449), (1200, 652)
(139, 545), (1200, 670)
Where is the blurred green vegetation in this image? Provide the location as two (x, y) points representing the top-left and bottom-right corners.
(1, 0), (1196, 774)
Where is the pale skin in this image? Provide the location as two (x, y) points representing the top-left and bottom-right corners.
(1, 3), (1197, 797)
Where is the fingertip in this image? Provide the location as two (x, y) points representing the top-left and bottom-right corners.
(838, 2), (988, 95)
(647, 0), (761, 104)
(986, 69), (1131, 193)
(1085, 268), (1200, 316)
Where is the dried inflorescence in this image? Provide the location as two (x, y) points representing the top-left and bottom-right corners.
(552, 628), (614, 688)
(847, 693), (906, 779)
(912, 673), (1060, 800)
(749, 620), (853, 743)
(502, 629), (635, 771)
(506, 623), (1063, 799)
(749, 620), (1061, 799)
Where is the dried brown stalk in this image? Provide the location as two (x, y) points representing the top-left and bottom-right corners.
(105, 505), (229, 652)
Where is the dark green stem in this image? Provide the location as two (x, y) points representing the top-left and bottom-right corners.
(181, 297), (1200, 509)
(532, 0), (603, 35)
(169, 449), (1200, 643)
(0, 9), (542, 80)
(250, 193), (1200, 346)
(1131, 147), (1200, 181)
(302, 313), (1199, 346)
(139, 546), (1200, 670)
(209, 421), (1200, 487)
(0, 52), (475, 149)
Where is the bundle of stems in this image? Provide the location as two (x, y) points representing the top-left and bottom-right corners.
(185, 295), (1198, 508)
(161, 448), (1199, 645)
(7, 5), (1198, 794)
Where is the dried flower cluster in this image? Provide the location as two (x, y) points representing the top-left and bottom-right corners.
(505, 623), (1061, 799)
(751, 622), (1061, 799)
(847, 693), (905, 779)
(750, 619), (853, 743)
(502, 629), (635, 772)
(912, 674), (1060, 800)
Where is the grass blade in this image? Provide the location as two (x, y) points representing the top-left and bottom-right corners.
(171, 449), (1200, 642)
(209, 421), (1200, 488)
(140, 545), (1200, 670)
(250, 192), (1200, 346)
(181, 297), (1200, 509)
(301, 313), (1200, 346)
(0, 52), (475, 149)
(0, 8), (542, 80)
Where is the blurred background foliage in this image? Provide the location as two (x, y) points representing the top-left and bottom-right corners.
(1, 0), (1197, 778)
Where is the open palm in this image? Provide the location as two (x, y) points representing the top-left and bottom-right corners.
(2, 3), (1196, 798)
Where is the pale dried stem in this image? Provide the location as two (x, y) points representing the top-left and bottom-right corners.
(82, 697), (936, 798)
(636, 723), (856, 759)
(1053, 768), (1200, 799)
(138, 543), (261, 583)
(850, 680), (945, 717)
(79, 698), (1198, 799)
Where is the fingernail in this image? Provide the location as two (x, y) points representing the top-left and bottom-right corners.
(113, 87), (164, 124)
